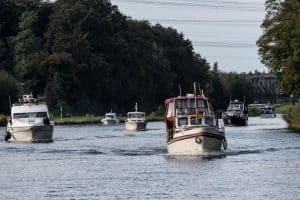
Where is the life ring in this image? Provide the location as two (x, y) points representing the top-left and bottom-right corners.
(222, 139), (228, 150)
(195, 136), (202, 144)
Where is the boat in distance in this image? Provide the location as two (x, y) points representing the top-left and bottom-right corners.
(5, 94), (54, 142)
(125, 103), (147, 131)
(164, 83), (227, 155)
(260, 104), (276, 118)
(101, 111), (120, 125)
(222, 98), (248, 126)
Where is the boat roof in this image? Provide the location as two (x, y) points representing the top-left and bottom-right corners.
(105, 112), (116, 115)
(165, 94), (208, 104)
(127, 112), (145, 115)
(12, 104), (49, 113)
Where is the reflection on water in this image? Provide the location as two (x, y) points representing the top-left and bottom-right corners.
(0, 117), (299, 199)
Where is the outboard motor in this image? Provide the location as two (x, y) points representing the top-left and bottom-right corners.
(43, 117), (50, 125)
(5, 132), (11, 141)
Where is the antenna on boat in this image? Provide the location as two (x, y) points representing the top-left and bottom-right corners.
(8, 96), (12, 110)
(135, 102), (138, 112)
(179, 84), (182, 96)
(194, 82), (198, 119)
(197, 83), (201, 96)
(230, 95), (232, 102)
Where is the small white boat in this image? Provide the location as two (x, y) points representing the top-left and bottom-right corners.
(260, 104), (276, 118)
(125, 103), (147, 131)
(101, 112), (119, 125)
(5, 94), (54, 142)
(164, 84), (227, 155)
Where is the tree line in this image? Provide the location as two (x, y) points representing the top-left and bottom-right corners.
(0, 0), (259, 115)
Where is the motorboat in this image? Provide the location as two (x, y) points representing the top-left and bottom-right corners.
(101, 112), (119, 125)
(164, 83), (227, 155)
(260, 104), (276, 118)
(222, 98), (248, 126)
(125, 103), (147, 131)
(5, 94), (54, 142)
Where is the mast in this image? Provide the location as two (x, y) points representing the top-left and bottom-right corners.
(135, 102), (138, 112)
(194, 82), (198, 120)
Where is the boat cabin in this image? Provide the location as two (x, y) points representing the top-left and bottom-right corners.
(165, 94), (216, 128)
(105, 113), (117, 119)
(227, 100), (248, 113)
(127, 112), (145, 122)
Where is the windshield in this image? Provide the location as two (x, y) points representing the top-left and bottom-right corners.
(228, 104), (243, 111)
(13, 112), (48, 119)
(128, 113), (144, 118)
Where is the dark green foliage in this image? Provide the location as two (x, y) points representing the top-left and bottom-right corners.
(0, 0), (259, 115)
(257, 0), (300, 95)
(0, 71), (18, 114)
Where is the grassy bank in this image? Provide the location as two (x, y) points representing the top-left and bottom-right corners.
(54, 113), (163, 125)
(0, 114), (7, 126)
(280, 104), (300, 131)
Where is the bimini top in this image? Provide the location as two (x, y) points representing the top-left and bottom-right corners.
(127, 112), (145, 119)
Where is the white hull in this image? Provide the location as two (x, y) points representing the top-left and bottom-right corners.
(261, 113), (276, 118)
(101, 119), (119, 125)
(125, 121), (147, 131)
(167, 127), (226, 155)
(6, 125), (53, 142)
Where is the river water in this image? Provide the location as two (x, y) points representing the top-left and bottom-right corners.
(111, 0), (266, 72)
(0, 116), (299, 199)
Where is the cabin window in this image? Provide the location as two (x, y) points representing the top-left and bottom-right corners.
(128, 113), (144, 118)
(186, 99), (195, 113)
(13, 112), (48, 119)
(178, 117), (188, 126)
(176, 99), (185, 115)
(205, 117), (213, 126)
(190, 117), (202, 125)
(167, 103), (174, 118)
(198, 99), (205, 112)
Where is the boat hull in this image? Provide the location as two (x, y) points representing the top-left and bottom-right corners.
(101, 119), (119, 125)
(6, 125), (54, 142)
(223, 116), (247, 126)
(261, 113), (276, 118)
(125, 121), (147, 131)
(167, 127), (226, 155)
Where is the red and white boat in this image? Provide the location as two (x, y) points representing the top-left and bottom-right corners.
(164, 84), (227, 155)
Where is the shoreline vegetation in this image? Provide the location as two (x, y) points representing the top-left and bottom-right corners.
(1, 104), (299, 128)
(53, 114), (163, 125)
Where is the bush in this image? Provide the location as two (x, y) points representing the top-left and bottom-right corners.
(0, 71), (18, 114)
(283, 104), (300, 131)
(0, 114), (7, 126)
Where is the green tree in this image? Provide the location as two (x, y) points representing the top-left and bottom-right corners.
(257, 0), (300, 95)
(12, 10), (43, 91)
(0, 71), (19, 114)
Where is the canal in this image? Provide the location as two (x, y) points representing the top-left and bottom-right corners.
(0, 115), (299, 199)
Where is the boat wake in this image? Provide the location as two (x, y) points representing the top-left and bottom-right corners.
(111, 147), (167, 156)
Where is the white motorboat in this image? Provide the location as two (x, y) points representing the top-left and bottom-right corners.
(5, 94), (54, 142)
(101, 112), (119, 125)
(125, 103), (147, 131)
(164, 84), (227, 155)
(260, 104), (276, 118)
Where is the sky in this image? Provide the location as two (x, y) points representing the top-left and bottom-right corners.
(110, 0), (268, 73)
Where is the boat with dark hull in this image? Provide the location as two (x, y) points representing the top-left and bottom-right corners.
(222, 99), (248, 126)
(164, 84), (227, 155)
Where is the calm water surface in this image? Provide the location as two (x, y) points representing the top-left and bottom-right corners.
(0, 116), (299, 199)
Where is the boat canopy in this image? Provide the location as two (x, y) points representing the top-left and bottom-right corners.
(165, 95), (208, 117)
(127, 112), (145, 118)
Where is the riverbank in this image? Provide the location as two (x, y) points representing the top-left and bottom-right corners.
(279, 104), (300, 132)
(54, 114), (163, 125)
